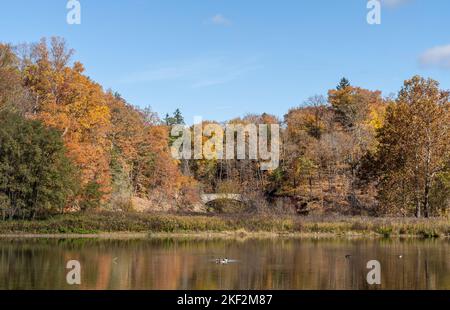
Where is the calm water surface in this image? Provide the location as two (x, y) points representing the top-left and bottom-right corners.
(0, 238), (448, 290)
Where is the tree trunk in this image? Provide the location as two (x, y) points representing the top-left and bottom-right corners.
(415, 200), (421, 218)
(423, 139), (432, 218)
(423, 180), (430, 218)
(414, 167), (421, 218)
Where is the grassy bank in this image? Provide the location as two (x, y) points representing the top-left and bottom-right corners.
(0, 212), (449, 238)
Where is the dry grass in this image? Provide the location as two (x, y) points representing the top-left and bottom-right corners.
(0, 212), (448, 238)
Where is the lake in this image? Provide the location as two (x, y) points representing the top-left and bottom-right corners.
(0, 237), (448, 290)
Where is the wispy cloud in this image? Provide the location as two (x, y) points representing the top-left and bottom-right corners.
(380, 0), (412, 8)
(119, 57), (260, 88)
(191, 62), (258, 88)
(208, 14), (232, 26)
(419, 44), (450, 70)
(119, 66), (187, 83)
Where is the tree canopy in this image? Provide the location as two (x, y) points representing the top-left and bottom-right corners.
(0, 37), (448, 218)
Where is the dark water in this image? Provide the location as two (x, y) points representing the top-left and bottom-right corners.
(0, 238), (448, 290)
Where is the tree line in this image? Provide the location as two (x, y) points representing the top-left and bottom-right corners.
(0, 37), (448, 219)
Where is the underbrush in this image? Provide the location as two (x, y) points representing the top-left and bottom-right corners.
(0, 212), (448, 238)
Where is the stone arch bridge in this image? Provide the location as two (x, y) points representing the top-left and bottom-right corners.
(200, 194), (244, 204)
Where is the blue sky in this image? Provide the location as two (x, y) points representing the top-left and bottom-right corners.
(1, 0), (450, 122)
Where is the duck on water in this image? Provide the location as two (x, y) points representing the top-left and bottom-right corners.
(215, 258), (229, 264)
(214, 258), (239, 265)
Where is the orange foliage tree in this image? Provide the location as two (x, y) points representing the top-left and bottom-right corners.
(22, 38), (112, 207)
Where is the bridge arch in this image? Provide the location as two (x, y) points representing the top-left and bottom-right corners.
(200, 194), (244, 204)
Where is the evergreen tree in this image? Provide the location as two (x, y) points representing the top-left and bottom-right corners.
(173, 108), (185, 125)
(164, 109), (184, 126)
(0, 111), (77, 220)
(337, 77), (350, 90)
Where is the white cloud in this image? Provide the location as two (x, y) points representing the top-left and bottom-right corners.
(420, 44), (450, 70)
(209, 14), (232, 26)
(380, 0), (412, 8)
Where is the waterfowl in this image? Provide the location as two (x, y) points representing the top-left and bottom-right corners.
(345, 255), (352, 259)
(215, 258), (229, 264)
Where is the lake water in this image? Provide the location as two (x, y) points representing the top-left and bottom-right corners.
(0, 238), (448, 290)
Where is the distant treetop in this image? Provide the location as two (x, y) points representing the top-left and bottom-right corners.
(337, 77), (350, 90)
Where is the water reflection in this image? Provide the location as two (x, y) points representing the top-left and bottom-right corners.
(0, 238), (448, 290)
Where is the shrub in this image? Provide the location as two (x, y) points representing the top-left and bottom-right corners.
(79, 181), (103, 212)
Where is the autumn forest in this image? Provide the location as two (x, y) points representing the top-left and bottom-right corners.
(0, 37), (449, 221)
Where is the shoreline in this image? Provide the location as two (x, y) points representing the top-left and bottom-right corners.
(0, 231), (448, 240)
(0, 212), (448, 239)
